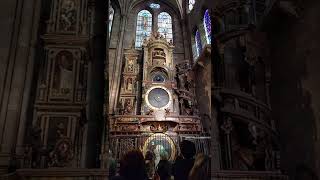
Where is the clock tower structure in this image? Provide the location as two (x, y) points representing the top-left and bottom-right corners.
(109, 32), (209, 160)
(141, 32), (178, 119)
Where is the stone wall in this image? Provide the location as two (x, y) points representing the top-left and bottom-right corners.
(266, 0), (320, 178)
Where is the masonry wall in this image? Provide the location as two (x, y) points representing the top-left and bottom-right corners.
(267, 0), (320, 178)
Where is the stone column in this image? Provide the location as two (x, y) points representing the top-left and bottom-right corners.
(211, 109), (221, 171)
(85, 0), (107, 168)
(0, 0), (42, 173)
(109, 1), (130, 114)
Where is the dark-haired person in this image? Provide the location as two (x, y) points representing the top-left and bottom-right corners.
(111, 150), (148, 180)
(156, 152), (172, 180)
(172, 140), (196, 180)
(188, 153), (210, 180)
(145, 150), (156, 180)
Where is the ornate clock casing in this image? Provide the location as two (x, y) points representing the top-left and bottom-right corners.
(110, 33), (205, 161)
(141, 33), (178, 116)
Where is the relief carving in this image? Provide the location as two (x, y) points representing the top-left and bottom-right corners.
(119, 98), (134, 115)
(59, 0), (77, 32)
(48, 138), (74, 167)
(127, 58), (134, 72)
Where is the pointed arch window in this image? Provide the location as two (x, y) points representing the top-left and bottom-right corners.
(135, 10), (153, 48)
(189, 0), (195, 12)
(158, 12), (173, 43)
(203, 9), (211, 44)
(195, 29), (202, 57)
(109, 6), (114, 37)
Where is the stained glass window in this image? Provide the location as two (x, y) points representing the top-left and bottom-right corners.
(203, 9), (211, 44)
(189, 0), (195, 11)
(109, 6), (114, 37)
(135, 10), (152, 48)
(195, 30), (202, 57)
(158, 12), (173, 43)
(150, 3), (160, 9)
(192, 42), (198, 61)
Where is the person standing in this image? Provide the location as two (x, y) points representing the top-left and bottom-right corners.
(172, 140), (196, 180)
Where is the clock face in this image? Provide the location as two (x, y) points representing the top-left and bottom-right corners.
(153, 74), (165, 82)
(147, 88), (170, 108)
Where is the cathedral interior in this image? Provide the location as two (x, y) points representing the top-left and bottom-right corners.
(0, 0), (320, 179)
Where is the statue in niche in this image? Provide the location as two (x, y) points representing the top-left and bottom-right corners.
(47, 117), (68, 153)
(183, 100), (193, 115)
(48, 138), (74, 167)
(153, 49), (165, 57)
(119, 103), (125, 115)
(53, 51), (73, 96)
(178, 75), (185, 90)
(265, 146), (275, 170)
(56, 122), (66, 139)
(27, 125), (44, 168)
(59, 0), (77, 31)
(231, 136), (255, 170)
(127, 59), (134, 72)
(124, 99), (133, 114)
(126, 78), (133, 92)
(248, 123), (258, 145)
(152, 49), (166, 65)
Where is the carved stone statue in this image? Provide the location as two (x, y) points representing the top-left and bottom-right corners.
(124, 99), (133, 114)
(53, 51), (73, 96)
(28, 125), (44, 168)
(127, 78), (133, 92)
(127, 59), (134, 72)
(48, 138), (74, 167)
(59, 0), (77, 31)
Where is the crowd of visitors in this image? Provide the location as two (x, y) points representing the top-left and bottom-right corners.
(109, 140), (210, 180)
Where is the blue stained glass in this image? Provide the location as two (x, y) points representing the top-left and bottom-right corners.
(150, 3), (160, 9)
(195, 30), (202, 57)
(158, 12), (173, 43)
(204, 9), (211, 44)
(135, 10), (152, 48)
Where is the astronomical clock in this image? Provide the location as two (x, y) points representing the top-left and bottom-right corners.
(109, 32), (208, 160)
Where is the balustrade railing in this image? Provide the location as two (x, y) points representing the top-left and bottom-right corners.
(212, 170), (288, 180)
(216, 88), (275, 130)
(0, 172), (18, 180)
(15, 168), (108, 180)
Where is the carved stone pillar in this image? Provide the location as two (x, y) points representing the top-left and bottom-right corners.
(0, 0), (43, 173)
(221, 117), (234, 169)
(109, 1), (130, 114)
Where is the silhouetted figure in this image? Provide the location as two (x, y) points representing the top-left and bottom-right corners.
(111, 150), (148, 180)
(108, 150), (117, 179)
(173, 140), (196, 180)
(145, 150), (156, 180)
(156, 153), (172, 180)
(188, 153), (210, 180)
